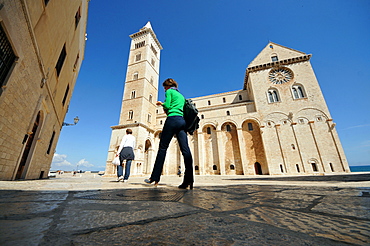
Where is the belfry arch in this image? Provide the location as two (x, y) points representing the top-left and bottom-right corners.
(221, 122), (243, 175)
(241, 120), (268, 175)
(202, 124), (220, 175)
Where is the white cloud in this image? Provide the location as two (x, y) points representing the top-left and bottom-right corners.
(51, 153), (98, 171)
(51, 153), (73, 167)
(76, 158), (94, 168)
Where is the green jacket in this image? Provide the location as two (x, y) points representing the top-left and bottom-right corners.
(162, 89), (185, 117)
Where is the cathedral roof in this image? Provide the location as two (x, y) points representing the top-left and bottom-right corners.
(243, 42), (311, 88)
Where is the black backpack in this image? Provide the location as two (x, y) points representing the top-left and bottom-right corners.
(183, 99), (200, 135)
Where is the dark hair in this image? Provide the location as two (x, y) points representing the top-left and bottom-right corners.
(126, 129), (132, 134)
(162, 78), (178, 88)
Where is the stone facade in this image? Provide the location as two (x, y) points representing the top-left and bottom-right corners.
(0, 0), (89, 180)
(105, 23), (349, 177)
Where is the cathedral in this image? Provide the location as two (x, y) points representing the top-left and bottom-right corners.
(105, 22), (350, 177)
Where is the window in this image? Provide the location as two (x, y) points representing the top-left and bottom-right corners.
(223, 97), (226, 103)
(329, 163), (334, 172)
(150, 77), (154, 84)
(268, 89), (280, 103)
(226, 111), (230, 116)
(128, 110), (133, 120)
(148, 114), (151, 123)
(213, 165), (218, 171)
(292, 85), (305, 99)
(226, 125), (231, 132)
(291, 144), (295, 150)
(47, 131), (56, 154)
(206, 127), (211, 134)
(201, 114), (204, 119)
(239, 95), (242, 100)
(75, 7), (81, 29)
(135, 41), (145, 49)
(311, 162), (318, 172)
(271, 56), (278, 62)
(160, 120), (162, 125)
(280, 164), (284, 173)
(62, 84), (69, 106)
(296, 164), (300, 173)
(248, 123), (253, 131)
(73, 53), (80, 71)
(151, 58), (155, 66)
(195, 165), (199, 171)
(135, 53), (141, 61)
(149, 94), (152, 103)
(230, 165), (235, 170)
(150, 44), (157, 56)
(208, 100), (211, 105)
(0, 24), (16, 92)
(131, 90), (136, 99)
(133, 72), (138, 80)
(56, 44), (66, 77)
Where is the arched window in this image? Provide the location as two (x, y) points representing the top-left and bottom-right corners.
(206, 127), (211, 134)
(226, 125), (231, 132)
(226, 111), (230, 116)
(230, 164), (235, 170)
(292, 85), (306, 99)
(311, 162), (318, 172)
(271, 55), (278, 62)
(248, 122), (253, 131)
(268, 89), (280, 103)
(329, 163), (334, 172)
(149, 94), (152, 103)
(201, 114), (204, 119)
(195, 165), (199, 171)
(131, 90), (136, 99)
(128, 110), (133, 120)
(223, 98), (226, 103)
(133, 72), (138, 80)
(213, 165), (218, 170)
(135, 53), (141, 61)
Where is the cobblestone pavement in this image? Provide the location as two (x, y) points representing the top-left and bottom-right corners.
(0, 173), (369, 245)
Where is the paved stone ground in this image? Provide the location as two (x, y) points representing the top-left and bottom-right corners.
(0, 173), (369, 245)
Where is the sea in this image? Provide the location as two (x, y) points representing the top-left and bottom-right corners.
(350, 165), (370, 172)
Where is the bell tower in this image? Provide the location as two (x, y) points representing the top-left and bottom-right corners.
(105, 22), (163, 176)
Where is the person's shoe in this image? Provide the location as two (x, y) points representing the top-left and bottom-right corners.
(123, 179), (128, 183)
(144, 178), (158, 186)
(178, 182), (193, 189)
(116, 176), (124, 182)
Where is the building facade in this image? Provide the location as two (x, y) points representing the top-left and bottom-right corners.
(105, 23), (349, 177)
(0, 0), (89, 180)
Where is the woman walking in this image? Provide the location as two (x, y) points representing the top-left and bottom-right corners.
(145, 78), (193, 189)
(116, 129), (135, 182)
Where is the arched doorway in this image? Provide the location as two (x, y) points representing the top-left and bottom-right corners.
(254, 162), (263, 175)
(144, 139), (152, 174)
(16, 111), (41, 179)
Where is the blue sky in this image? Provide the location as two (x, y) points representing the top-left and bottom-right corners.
(51, 0), (370, 171)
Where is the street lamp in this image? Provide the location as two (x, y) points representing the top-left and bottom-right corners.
(62, 116), (79, 126)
